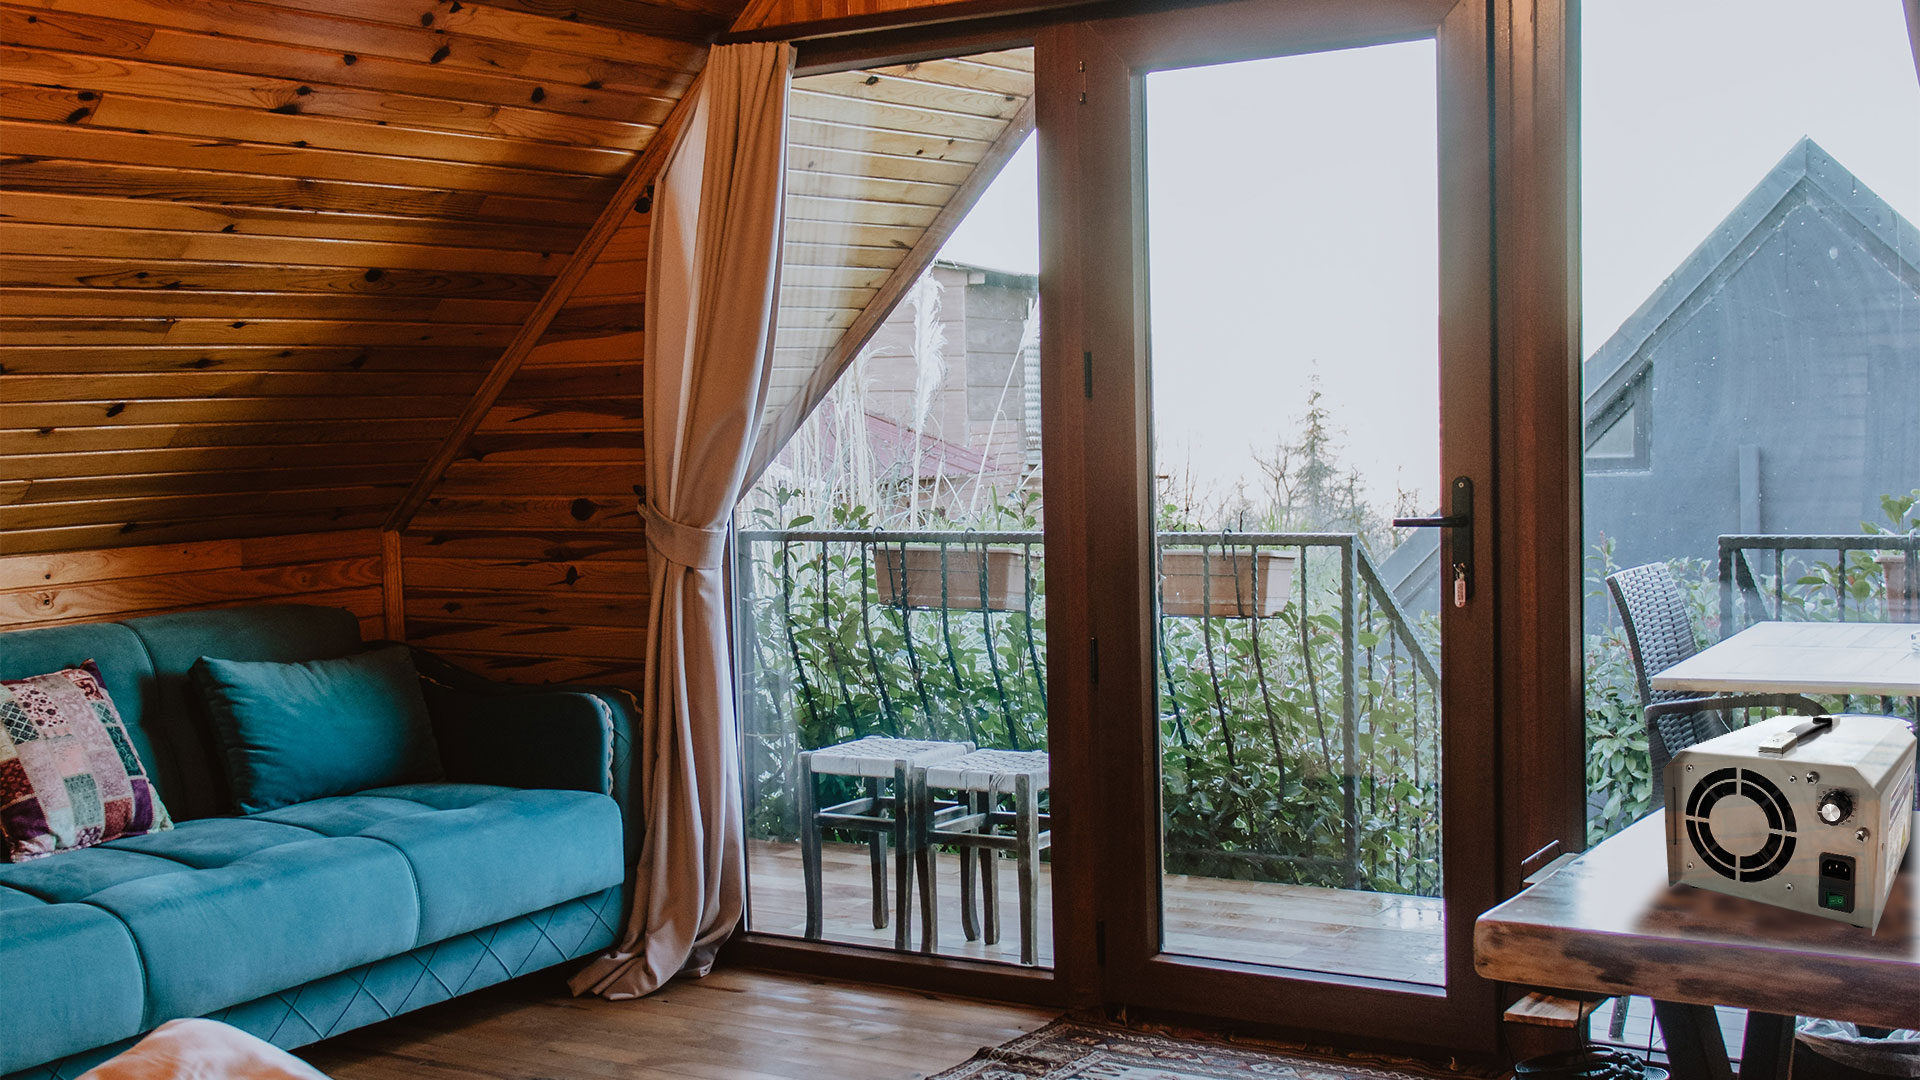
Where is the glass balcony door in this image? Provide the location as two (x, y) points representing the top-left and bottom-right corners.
(1038, 0), (1503, 1047)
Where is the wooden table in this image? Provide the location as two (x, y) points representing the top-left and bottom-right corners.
(1476, 813), (1918, 1080)
(1651, 621), (1920, 699)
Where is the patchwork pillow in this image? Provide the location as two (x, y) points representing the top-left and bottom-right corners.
(0, 661), (173, 862)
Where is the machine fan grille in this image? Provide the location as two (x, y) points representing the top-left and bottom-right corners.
(1683, 767), (1796, 881)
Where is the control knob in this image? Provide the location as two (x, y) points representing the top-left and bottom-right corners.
(1817, 790), (1853, 825)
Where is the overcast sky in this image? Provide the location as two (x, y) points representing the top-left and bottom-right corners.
(938, 0), (1919, 514)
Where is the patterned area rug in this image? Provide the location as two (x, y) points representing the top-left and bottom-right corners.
(931, 1019), (1471, 1080)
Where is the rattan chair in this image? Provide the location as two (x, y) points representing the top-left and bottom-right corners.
(1605, 563), (1823, 800)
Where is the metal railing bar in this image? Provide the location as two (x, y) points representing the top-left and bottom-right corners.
(817, 541), (859, 731)
(935, 540), (982, 747)
(855, 540), (898, 736)
(972, 532), (1020, 749)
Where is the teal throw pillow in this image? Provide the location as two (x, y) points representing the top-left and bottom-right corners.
(191, 646), (444, 815)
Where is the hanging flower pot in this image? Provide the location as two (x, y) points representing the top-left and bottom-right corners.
(877, 544), (1029, 611)
(1874, 551), (1916, 622)
(1158, 546), (1296, 618)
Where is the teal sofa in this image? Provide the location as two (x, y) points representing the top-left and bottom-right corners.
(0, 605), (639, 1079)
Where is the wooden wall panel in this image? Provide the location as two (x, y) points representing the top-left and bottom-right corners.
(733, 0), (1068, 31)
(397, 206), (648, 695)
(0, 0), (721, 556)
(0, 527), (390, 638)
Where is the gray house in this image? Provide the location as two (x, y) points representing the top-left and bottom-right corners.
(1582, 138), (1919, 623)
(1387, 139), (1920, 621)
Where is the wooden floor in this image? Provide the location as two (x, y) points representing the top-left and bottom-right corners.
(748, 840), (1445, 985)
(303, 967), (1054, 1080)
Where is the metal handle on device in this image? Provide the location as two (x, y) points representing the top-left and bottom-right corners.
(1393, 476), (1474, 608)
(1757, 714), (1834, 755)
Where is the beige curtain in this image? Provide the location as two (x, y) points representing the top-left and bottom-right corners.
(570, 40), (793, 999)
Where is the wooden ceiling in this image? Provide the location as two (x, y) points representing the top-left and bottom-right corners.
(749, 46), (1035, 473)
(0, 0), (730, 556)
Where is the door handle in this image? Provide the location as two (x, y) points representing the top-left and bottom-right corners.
(1392, 475), (1473, 607)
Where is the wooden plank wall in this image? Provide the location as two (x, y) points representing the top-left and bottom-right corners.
(0, 0), (721, 557)
(398, 203), (649, 695)
(395, 47), (1036, 697)
(0, 528), (392, 639)
(734, 0), (983, 30)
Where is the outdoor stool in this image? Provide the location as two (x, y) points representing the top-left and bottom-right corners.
(920, 749), (1051, 965)
(798, 736), (972, 951)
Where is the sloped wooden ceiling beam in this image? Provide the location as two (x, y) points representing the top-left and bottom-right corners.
(1907, 0), (1920, 86)
(744, 93), (1034, 481)
(384, 74), (700, 532)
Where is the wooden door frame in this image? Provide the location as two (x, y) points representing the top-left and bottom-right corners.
(1036, 0), (1541, 1052)
(731, 0), (1586, 1054)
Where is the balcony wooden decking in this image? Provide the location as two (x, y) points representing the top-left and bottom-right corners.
(747, 839), (1445, 984)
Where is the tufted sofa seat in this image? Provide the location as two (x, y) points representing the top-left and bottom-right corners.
(0, 606), (639, 1079)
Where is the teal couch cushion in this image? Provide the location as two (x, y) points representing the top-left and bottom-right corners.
(191, 647), (443, 815)
(257, 784), (624, 944)
(0, 895), (146, 1075)
(356, 785), (623, 943)
(121, 606), (364, 820)
(87, 836), (419, 1023)
(0, 819), (421, 1029)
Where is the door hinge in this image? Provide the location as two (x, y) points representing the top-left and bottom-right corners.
(1089, 636), (1099, 684)
(1094, 920), (1106, 964)
(1078, 59), (1087, 105)
(1082, 351), (1093, 398)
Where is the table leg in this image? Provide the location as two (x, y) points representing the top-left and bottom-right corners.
(915, 770), (938, 954)
(979, 792), (1000, 946)
(1653, 1001), (1734, 1080)
(799, 751), (823, 941)
(959, 800), (980, 943)
(1014, 773), (1039, 966)
(1738, 1013), (1796, 1080)
(893, 761), (913, 952)
(867, 778), (888, 930)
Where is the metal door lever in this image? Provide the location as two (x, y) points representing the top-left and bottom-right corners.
(1391, 476), (1474, 607)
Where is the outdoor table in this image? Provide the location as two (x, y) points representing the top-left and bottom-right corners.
(1650, 621), (1920, 699)
(1475, 812), (1918, 1080)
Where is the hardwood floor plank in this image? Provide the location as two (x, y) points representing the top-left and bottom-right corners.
(302, 968), (1052, 1080)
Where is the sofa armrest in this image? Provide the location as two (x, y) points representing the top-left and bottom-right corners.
(399, 646), (642, 872)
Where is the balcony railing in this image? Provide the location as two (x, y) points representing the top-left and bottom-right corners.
(734, 528), (1443, 897)
(1719, 531), (1920, 718)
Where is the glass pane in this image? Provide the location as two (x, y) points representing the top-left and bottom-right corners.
(1580, 1), (1920, 851)
(736, 49), (1053, 966)
(1145, 40), (1445, 984)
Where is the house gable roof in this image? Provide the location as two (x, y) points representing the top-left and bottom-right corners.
(1582, 137), (1920, 429)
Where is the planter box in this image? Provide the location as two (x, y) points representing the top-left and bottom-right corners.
(1874, 552), (1917, 622)
(877, 544), (1029, 611)
(1158, 547), (1296, 618)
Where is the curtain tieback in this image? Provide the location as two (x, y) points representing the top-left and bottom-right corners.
(641, 504), (727, 570)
